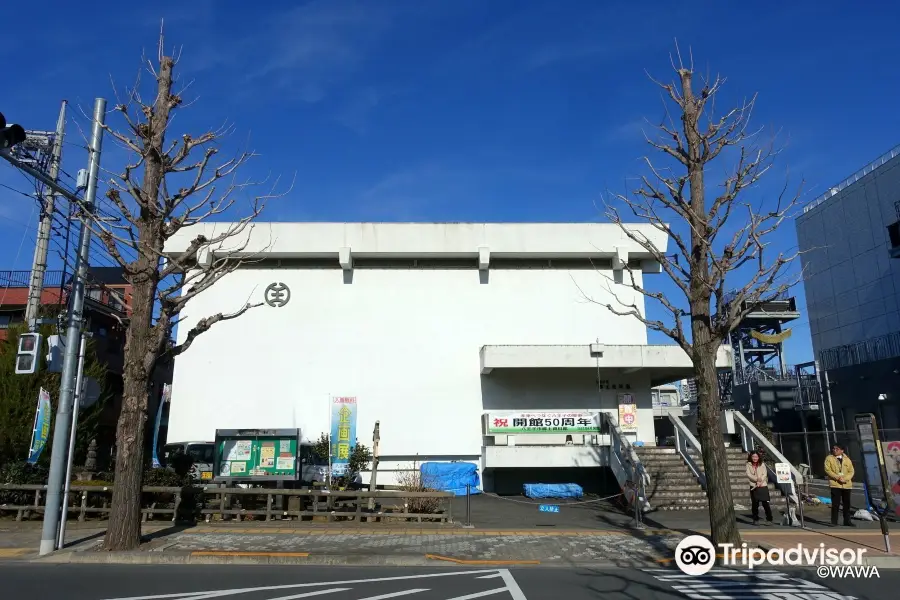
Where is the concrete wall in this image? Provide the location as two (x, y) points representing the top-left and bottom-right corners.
(796, 156), (900, 356)
(167, 262), (652, 483)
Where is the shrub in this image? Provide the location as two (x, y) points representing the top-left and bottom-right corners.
(0, 461), (49, 506)
(395, 463), (442, 514)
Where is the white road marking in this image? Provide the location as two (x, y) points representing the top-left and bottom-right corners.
(443, 588), (508, 599)
(241, 589), (350, 600)
(649, 568), (856, 600)
(354, 590), (428, 600)
(498, 570), (527, 600)
(101, 570), (498, 600)
(474, 574), (503, 580)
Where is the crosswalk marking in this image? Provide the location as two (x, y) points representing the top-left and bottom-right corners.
(648, 568), (856, 600)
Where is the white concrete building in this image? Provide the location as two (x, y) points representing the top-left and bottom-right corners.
(164, 222), (730, 491)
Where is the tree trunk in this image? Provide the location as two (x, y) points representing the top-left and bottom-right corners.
(694, 335), (741, 546)
(103, 281), (154, 551)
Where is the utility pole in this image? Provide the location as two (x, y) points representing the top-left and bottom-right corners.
(58, 333), (89, 550)
(25, 101), (67, 327)
(39, 98), (105, 556)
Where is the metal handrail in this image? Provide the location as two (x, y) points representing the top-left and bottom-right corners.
(803, 144), (900, 214)
(668, 414), (706, 488)
(602, 413), (651, 512)
(732, 410), (803, 508)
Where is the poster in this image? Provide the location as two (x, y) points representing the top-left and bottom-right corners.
(27, 388), (52, 464)
(276, 456), (295, 471)
(330, 396), (358, 476)
(260, 443), (275, 468)
(486, 412), (601, 434)
(220, 462), (231, 477)
(618, 395), (638, 432)
(224, 440), (252, 462)
(884, 441), (900, 516)
(231, 462), (247, 474)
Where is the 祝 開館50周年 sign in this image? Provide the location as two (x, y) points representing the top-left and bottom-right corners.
(487, 412), (601, 434)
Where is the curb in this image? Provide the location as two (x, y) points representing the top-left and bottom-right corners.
(33, 550), (676, 569)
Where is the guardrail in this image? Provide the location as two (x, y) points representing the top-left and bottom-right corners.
(0, 484), (454, 524)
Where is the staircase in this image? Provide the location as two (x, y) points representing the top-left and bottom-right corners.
(636, 445), (776, 511)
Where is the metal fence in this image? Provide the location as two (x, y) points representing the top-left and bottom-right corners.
(0, 484), (454, 524)
(771, 429), (900, 478)
(803, 144), (900, 214)
(819, 330), (900, 371)
(0, 270), (65, 289)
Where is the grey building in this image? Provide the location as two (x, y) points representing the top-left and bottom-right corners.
(796, 145), (900, 434)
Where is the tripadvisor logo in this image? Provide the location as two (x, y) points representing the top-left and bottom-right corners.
(675, 535), (717, 575)
(674, 534), (876, 577)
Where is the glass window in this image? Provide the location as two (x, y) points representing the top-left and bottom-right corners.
(186, 444), (215, 463)
(0, 314), (11, 329)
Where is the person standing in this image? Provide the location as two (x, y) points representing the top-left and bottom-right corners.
(747, 451), (773, 525)
(824, 443), (856, 527)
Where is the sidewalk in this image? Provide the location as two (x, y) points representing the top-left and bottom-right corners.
(2, 518), (898, 568)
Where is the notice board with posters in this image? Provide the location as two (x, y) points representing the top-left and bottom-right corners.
(213, 428), (300, 482)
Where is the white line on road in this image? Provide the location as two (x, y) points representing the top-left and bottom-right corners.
(443, 588), (509, 599)
(353, 589), (428, 600)
(474, 574), (503, 580)
(251, 589), (351, 600)
(498, 570), (527, 600)
(102, 570), (499, 600)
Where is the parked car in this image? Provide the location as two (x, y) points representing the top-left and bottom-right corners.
(162, 441), (215, 482)
(299, 443), (329, 485)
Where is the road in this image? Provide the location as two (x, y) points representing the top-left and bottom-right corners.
(0, 564), (891, 599)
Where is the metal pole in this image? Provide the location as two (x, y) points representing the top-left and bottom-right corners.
(25, 101), (66, 327)
(465, 484), (472, 527)
(39, 98), (105, 556)
(821, 367), (838, 435)
(58, 334), (87, 549)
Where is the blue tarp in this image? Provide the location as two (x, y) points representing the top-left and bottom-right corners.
(523, 483), (583, 499)
(420, 462), (481, 496)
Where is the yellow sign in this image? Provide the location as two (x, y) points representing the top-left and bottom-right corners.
(750, 329), (792, 344)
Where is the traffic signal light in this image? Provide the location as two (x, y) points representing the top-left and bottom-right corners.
(0, 112), (26, 149)
(15, 333), (42, 374)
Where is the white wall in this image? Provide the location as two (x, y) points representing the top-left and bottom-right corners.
(167, 265), (650, 468)
(797, 157), (900, 355)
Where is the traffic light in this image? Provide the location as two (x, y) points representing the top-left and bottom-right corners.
(15, 333), (42, 374)
(0, 112), (26, 149)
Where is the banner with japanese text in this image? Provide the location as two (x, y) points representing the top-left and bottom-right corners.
(486, 411), (601, 434)
(617, 394), (638, 432)
(27, 388), (52, 464)
(329, 396), (358, 476)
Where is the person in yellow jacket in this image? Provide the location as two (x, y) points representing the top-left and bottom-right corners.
(824, 443), (855, 527)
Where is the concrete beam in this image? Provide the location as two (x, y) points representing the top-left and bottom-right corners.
(478, 246), (490, 270)
(339, 247), (352, 270)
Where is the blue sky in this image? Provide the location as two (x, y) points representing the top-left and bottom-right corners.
(2, 0), (899, 365)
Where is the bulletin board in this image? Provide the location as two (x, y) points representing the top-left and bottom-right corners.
(213, 428), (300, 482)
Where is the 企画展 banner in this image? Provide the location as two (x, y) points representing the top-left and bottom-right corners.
(27, 388), (52, 464)
(330, 396), (358, 476)
(486, 412), (601, 434)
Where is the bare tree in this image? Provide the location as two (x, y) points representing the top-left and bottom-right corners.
(590, 50), (800, 545)
(75, 41), (285, 550)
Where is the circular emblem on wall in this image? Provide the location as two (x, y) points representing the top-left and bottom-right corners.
(264, 282), (291, 307)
